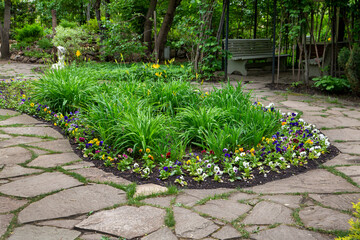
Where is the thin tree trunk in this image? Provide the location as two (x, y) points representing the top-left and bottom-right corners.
(0, 0), (11, 60)
(216, 0), (226, 43)
(94, 0), (101, 31)
(51, 9), (57, 62)
(144, 0), (157, 55)
(86, 1), (91, 21)
(155, 0), (182, 60)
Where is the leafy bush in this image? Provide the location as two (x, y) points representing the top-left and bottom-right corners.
(23, 50), (52, 59)
(52, 26), (93, 59)
(336, 200), (360, 240)
(82, 18), (99, 33)
(337, 45), (360, 95)
(38, 38), (53, 50)
(59, 19), (78, 28)
(338, 47), (351, 69)
(101, 21), (146, 61)
(313, 75), (350, 93)
(15, 24), (44, 43)
(346, 45), (360, 95)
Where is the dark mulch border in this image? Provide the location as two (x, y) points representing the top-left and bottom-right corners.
(47, 116), (339, 189)
(31, 115), (341, 189)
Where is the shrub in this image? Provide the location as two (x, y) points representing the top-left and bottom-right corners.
(59, 19), (78, 29)
(52, 26), (92, 59)
(336, 200), (360, 240)
(313, 75), (350, 93)
(82, 18), (99, 33)
(346, 45), (360, 95)
(38, 38), (53, 49)
(15, 24), (44, 43)
(338, 47), (351, 69)
(101, 21), (146, 61)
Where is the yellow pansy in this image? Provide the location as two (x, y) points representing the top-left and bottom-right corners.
(76, 50), (81, 57)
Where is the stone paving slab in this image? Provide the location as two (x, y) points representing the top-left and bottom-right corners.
(211, 225), (242, 239)
(260, 194), (303, 209)
(0, 214), (13, 237)
(62, 161), (95, 170)
(324, 153), (360, 166)
(0, 164), (42, 178)
(0, 114), (42, 126)
(141, 227), (177, 240)
(299, 206), (353, 231)
(194, 199), (251, 221)
(243, 201), (294, 225)
(0, 109), (18, 116)
(28, 139), (73, 152)
(301, 115), (360, 128)
(28, 153), (81, 168)
(0, 136), (44, 148)
(174, 207), (219, 239)
(0, 133), (12, 139)
(76, 206), (166, 239)
(134, 183), (168, 197)
(72, 167), (131, 186)
(309, 193), (360, 211)
(2, 126), (64, 139)
(251, 225), (334, 240)
(28, 147), (50, 155)
(80, 233), (118, 240)
(18, 184), (126, 224)
(0, 146), (32, 165)
(175, 188), (233, 207)
(248, 169), (360, 194)
(36, 219), (82, 229)
(280, 101), (324, 111)
(322, 128), (360, 141)
(333, 142), (360, 155)
(336, 166), (360, 185)
(228, 192), (258, 201)
(343, 110), (360, 119)
(0, 172), (82, 198)
(141, 195), (173, 208)
(8, 225), (81, 240)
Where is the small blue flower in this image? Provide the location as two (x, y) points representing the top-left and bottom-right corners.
(223, 148), (228, 153)
(163, 166), (168, 171)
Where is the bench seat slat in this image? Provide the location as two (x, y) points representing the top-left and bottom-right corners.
(232, 54), (289, 61)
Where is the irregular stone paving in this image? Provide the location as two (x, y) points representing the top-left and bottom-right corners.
(0, 67), (360, 239)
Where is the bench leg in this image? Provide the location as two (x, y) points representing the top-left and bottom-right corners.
(227, 59), (247, 76)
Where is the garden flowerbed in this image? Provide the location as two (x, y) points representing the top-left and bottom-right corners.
(0, 62), (335, 188)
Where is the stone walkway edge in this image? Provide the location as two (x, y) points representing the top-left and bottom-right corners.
(0, 69), (360, 240)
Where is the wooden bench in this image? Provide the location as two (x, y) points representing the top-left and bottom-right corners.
(225, 39), (289, 76)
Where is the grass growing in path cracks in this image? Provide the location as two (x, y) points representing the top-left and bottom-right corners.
(321, 165), (360, 188)
(165, 208), (175, 227)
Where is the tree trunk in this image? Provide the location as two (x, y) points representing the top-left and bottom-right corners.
(155, 0), (182, 60)
(216, 0), (226, 43)
(94, 0), (101, 31)
(51, 10), (57, 34)
(86, 0), (91, 21)
(0, 0), (11, 60)
(144, 0), (157, 55)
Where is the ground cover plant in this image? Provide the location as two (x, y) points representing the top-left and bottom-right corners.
(0, 62), (331, 187)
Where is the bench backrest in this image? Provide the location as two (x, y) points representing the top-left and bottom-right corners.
(225, 39), (273, 57)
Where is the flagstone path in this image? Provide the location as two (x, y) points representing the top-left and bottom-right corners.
(0, 65), (360, 239)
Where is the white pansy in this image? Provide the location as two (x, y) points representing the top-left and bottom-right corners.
(197, 168), (203, 175)
(300, 151), (307, 157)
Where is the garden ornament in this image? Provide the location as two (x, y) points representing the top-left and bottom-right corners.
(51, 46), (66, 69)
